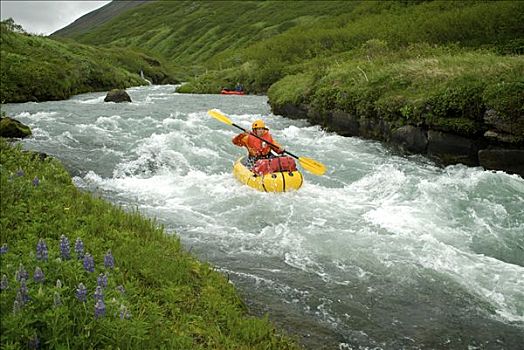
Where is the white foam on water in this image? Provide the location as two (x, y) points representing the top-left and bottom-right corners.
(74, 96), (105, 104)
(30, 128), (50, 139)
(351, 162), (524, 323)
(13, 111), (58, 121)
(95, 115), (123, 131)
(56, 131), (80, 145)
(77, 123), (114, 135)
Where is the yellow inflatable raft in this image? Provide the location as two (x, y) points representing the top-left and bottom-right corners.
(233, 157), (303, 192)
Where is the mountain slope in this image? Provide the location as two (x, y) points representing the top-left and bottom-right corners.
(54, 0), (362, 65)
(51, 0), (149, 38)
(52, 0), (523, 69)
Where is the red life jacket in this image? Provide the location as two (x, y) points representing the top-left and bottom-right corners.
(232, 131), (280, 157)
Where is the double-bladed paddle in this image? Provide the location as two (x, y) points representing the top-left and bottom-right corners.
(208, 109), (326, 176)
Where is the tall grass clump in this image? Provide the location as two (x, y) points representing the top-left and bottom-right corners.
(0, 139), (300, 349)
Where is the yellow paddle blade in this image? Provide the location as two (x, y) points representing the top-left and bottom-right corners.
(207, 109), (233, 125)
(298, 157), (326, 176)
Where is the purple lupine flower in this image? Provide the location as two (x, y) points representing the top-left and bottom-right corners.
(27, 335), (40, 350)
(17, 280), (30, 305)
(76, 283), (87, 302)
(75, 238), (84, 259)
(104, 250), (114, 269)
(16, 169), (24, 177)
(0, 243), (7, 254)
(83, 253), (94, 273)
(32, 176), (40, 187)
(59, 235), (70, 260)
(15, 263), (29, 282)
(1, 274), (8, 291)
(94, 299), (106, 319)
(94, 286), (104, 302)
(116, 285), (125, 294)
(97, 273), (108, 288)
(36, 239), (48, 261)
(53, 291), (62, 307)
(33, 267), (45, 283)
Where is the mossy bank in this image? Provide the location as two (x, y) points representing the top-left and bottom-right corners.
(268, 45), (524, 176)
(0, 139), (300, 349)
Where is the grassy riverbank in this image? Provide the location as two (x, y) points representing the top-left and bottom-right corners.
(268, 44), (524, 138)
(0, 139), (300, 349)
(0, 20), (179, 103)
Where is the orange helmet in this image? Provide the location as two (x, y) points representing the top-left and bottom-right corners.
(252, 119), (267, 129)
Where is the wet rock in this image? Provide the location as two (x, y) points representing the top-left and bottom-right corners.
(104, 89), (132, 103)
(484, 109), (524, 135)
(359, 117), (393, 141)
(391, 125), (428, 153)
(479, 148), (524, 177)
(0, 117), (32, 138)
(272, 103), (308, 120)
(306, 106), (325, 125)
(329, 110), (360, 137)
(484, 130), (523, 145)
(427, 130), (479, 166)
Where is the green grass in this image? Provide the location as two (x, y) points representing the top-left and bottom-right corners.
(0, 23), (179, 103)
(0, 139), (300, 349)
(268, 44), (523, 137)
(59, 0), (361, 66)
(64, 1), (522, 71)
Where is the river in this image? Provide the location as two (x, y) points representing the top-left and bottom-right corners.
(4, 85), (524, 349)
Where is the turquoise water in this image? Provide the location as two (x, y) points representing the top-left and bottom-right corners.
(5, 85), (524, 349)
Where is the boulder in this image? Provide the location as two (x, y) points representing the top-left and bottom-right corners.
(272, 103), (308, 120)
(0, 117), (32, 138)
(391, 125), (428, 153)
(484, 130), (523, 145)
(427, 130), (479, 166)
(104, 89), (132, 103)
(329, 110), (360, 137)
(484, 109), (524, 135)
(359, 117), (393, 141)
(478, 148), (524, 177)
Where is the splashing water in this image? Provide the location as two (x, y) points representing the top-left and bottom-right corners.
(5, 85), (524, 349)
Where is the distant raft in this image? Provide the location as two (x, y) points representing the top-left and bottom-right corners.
(221, 89), (245, 95)
(233, 156), (303, 192)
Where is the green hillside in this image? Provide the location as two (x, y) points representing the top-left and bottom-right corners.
(51, 0), (149, 38)
(175, 0), (523, 93)
(53, 0), (362, 66)
(0, 19), (178, 103)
